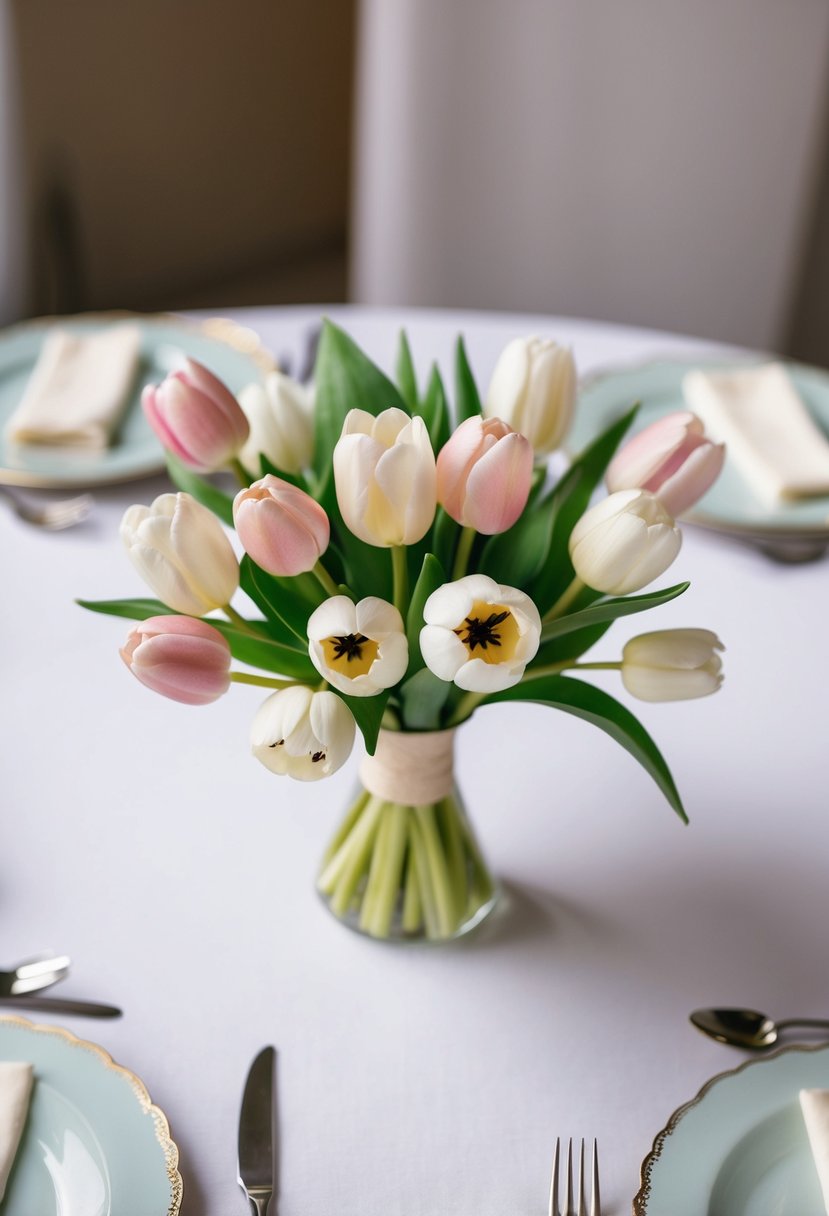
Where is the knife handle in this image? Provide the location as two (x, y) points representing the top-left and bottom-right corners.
(0, 994), (122, 1018)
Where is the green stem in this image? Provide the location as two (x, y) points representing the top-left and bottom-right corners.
(437, 794), (467, 925)
(230, 457), (251, 487)
(452, 526), (477, 580)
(360, 804), (410, 938)
(542, 576), (587, 623)
(326, 796), (386, 915)
(446, 690), (486, 727)
(391, 546), (409, 619)
(229, 672), (298, 690)
(320, 789), (370, 867)
(414, 803), (456, 937)
(223, 604), (258, 632)
(571, 661), (623, 672)
(401, 827), (422, 933)
(312, 560), (340, 599)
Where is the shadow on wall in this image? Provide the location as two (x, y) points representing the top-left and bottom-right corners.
(9, 0), (356, 318)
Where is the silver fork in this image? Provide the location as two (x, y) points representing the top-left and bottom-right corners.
(550, 1138), (601, 1216)
(0, 953), (71, 995)
(0, 486), (93, 530)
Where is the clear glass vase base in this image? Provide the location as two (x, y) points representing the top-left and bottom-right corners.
(317, 882), (500, 945)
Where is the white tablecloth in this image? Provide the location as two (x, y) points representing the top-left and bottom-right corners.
(3, 305), (828, 1214)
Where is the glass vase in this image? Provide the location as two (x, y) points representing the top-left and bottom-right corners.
(316, 727), (498, 942)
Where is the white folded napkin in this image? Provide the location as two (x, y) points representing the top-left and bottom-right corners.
(5, 323), (141, 449)
(683, 362), (829, 502)
(0, 1062), (33, 1200)
(801, 1089), (829, 1211)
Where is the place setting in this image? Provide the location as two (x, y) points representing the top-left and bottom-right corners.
(3, 306), (829, 1214)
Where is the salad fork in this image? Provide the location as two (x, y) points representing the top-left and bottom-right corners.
(550, 1138), (601, 1216)
(0, 487), (92, 530)
(0, 953), (71, 996)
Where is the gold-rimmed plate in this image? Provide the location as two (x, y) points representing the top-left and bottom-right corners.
(0, 1014), (182, 1214)
(0, 312), (275, 489)
(635, 1042), (829, 1214)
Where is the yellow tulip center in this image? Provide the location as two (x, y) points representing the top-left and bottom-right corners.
(322, 632), (379, 679)
(453, 601), (519, 664)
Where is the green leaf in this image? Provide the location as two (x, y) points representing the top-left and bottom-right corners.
(540, 582), (690, 643)
(479, 492), (559, 590)
(339, 689), (391, 756)
(313, 319), (407, 503)
(430, 506), (461, 577)
(257, 453), (308, 491)
(454, 336), (482, 424)
(400, 667), (452, 731)
(417, 363), (451, 453)
(240, 556), (324, 646)
(405, 554), (446, 674)
(165, 454), (235, 526)
(209, 621), (316, 679)
(528, 404), (640, 610)
(395, 330), (418, 412)
(487, 674), (686, 821)
(77, 597), (176, 621)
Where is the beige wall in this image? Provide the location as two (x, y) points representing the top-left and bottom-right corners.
(12, 0), (355, 314)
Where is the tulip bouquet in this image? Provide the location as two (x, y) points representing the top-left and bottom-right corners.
(81, 323), (725, 942)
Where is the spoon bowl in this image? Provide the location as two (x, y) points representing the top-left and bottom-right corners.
(691, 1006), (829, 1051)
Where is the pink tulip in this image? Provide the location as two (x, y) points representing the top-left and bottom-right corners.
(233, 474), (330, 576)
(142, 358), (250, 472)
(436, 416), (533, 534)
(606, 411), (725, 517)
(120, 615), (231, 705)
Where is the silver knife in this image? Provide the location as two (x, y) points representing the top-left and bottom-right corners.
(0, 994), (121, 1018)
(238, 1046), (277, 1216)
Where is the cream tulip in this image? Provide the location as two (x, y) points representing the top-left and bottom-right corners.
(333, 408), (436, 546)
(420, 574), (541, 692)
(120, 492), (239, 615)
(238, 372), (314, 475)
(569, 489), (681, 595)
(621, 629), (724, 701)
(307, 595), (408, 697)
(251, 685), (356, 780)
(485, 336), (576, 457)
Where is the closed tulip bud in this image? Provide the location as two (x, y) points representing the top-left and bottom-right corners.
(142, 358), (249, 472)
(606, 411), (725, 517)
(485, 336), (577, 457)
(569, 489), (681, 595)
(251, 686), (356, 781)
(333, 408), (436, 546)
(121, 492), (239, 615)
(233, 475), (329, 577)
(238, 372), (314, 476)
(621, 629), (724, 701)
(420, 574), (541, 692)
(436, 416), (533, 534)
(120, 615), (231, 705)
(307, 595), (408, 697)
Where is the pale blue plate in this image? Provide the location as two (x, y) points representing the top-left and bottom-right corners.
(0, 1015), (182, 1215)
(572, 358), (829, 540)
(635, 1043), (829, 1214)
(0, 313), (274, 489)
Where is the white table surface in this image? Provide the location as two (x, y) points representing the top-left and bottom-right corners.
(3, 304), (828, 1215)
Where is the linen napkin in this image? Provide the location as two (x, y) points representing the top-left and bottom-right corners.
(801, 1089), (829, 1211)
(5, 323), (141, 449)
(683, 363), (829, 502)
(0, 1062), (33, 1200)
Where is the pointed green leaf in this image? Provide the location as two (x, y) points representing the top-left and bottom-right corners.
(454, 335), (482, 424)
(400, 667), (452, 731)
(486, 673), (686, 820)
(77, 597), (176, 621)
(339, 689), (391, 756)
(540, 582), (690, 643)
(405, 553), (446, 674)
(313, 319), (407, 502)
(210, 621), (316, 679)
(430, 506), (461, 577)
(417, 363), (451, 453)
(395, 330), (418, 411)
(165, 454), (235, 526)
(240, 555), (324, 645)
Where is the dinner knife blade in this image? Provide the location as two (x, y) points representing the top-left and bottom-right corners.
(238, 1045), (277, 1215)
(0, 994), (121, 1018)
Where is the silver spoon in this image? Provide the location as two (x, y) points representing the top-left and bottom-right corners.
(0, 953), (71, 996)
(690, 1006), (829, 1050)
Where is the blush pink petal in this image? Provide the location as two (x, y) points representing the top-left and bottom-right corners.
(463, 431), (533, 533)
(120, 615), (231, 705)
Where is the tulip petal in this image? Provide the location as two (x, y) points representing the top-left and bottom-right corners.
(355, 597), (404, 638)
(454, 655), (524, 692)
(307, 595), (357, 642)
(420, 624), (468, 681)
(462, 431), (533, 533)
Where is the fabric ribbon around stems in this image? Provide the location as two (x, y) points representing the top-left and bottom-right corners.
(359, 728), (457, 806)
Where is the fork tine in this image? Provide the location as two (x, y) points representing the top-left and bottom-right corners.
(591, 1140), (601, 1216)
(578, 1138), (587, 1216)
(549, 1137), (560, 1216)
(551, 1139), (600, 1216)
(565, 1138), (574, 1216)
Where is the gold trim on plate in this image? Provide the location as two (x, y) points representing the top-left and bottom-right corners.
(0, 1013), (183, 1214)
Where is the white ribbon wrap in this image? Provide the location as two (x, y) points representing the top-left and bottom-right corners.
(801, 1089), (829, 1212)
(359, 728), (456, 806)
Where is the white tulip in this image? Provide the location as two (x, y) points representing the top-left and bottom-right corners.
(251, 686), (356, 780)
(485, 336), (577, 457)
(333, 408), (436, 546)
(120, 492), (239, 615)
(307, 595), (408, 697)
(238, 372), (314, 475)
(569, 489), (681, 595)
(621, 629), (724, 702)
(420, 574), (541, 693)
